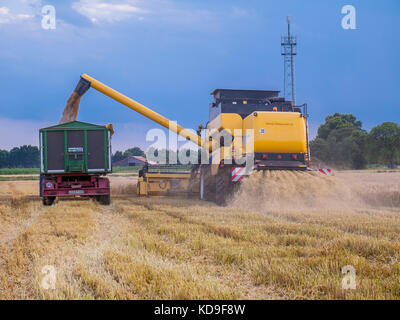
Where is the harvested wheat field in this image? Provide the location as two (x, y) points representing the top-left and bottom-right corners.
(0, 171), (399, 300)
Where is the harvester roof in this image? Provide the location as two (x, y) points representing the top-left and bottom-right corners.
(211, 89), (280, 101)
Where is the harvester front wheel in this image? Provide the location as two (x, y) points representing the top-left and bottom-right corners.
(42, 196), (55, 206)
(215, 166), (233, 206)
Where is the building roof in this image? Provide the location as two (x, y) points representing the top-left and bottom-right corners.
(133, 156), (147, 162)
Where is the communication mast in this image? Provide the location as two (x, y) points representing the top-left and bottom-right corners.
(281, 16), (297, 104)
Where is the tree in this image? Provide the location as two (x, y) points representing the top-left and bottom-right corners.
(348, 129), (368, 169)
(123, 147), (145, 158)
(309, 138), (329, 163)
(112, 151), (124, 163)
(8, 145), (40, 168)
(368, 122), (400, 168)
(310, 113), (368, 169)
(0, 150), (9, 168)
(317, 113), (362, 140)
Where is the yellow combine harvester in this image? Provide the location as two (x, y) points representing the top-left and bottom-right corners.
(73, 74), (310, 205)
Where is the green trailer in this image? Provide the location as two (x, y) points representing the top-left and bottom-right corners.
(39, 121), (113, 205)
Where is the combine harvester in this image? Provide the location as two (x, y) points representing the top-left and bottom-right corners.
(66, 74), (318, 205)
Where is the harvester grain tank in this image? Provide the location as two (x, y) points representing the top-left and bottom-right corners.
(39, 121), (113, 205)
(68, 74), (310, 205)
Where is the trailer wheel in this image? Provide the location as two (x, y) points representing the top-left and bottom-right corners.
(215, 166), (233, 206)
(39, 174), (43, 197)
(42, 196), (55, 206)
(200, 165), (215, 202)
(98, 194), (111, 205)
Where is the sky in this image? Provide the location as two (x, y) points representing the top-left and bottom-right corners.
(0, 0), (399, 151)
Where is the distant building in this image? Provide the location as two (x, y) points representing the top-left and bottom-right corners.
(113, 156), (157, 167)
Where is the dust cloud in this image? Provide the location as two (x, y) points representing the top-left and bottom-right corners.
(109, 177), (137, 195)
(231, 170), (400, 213)
(59, 92), (81, 124)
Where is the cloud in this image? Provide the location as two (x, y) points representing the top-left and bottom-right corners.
(20, 0), (42, 5)
(72, 0), (146, 24)
(231, 6), (250, 18)
(71, 0), (221, 30)
(0, 6), (34, 24)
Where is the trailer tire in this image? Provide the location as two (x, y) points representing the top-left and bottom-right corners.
(98, 194), (111, 205)
(200, 165), (215, 202)
(215, 166), (233, 207)
(43, 196), (55, 206)
(39, 174), (43, 197)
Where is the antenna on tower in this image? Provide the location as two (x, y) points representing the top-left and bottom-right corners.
(281, 15), (297, 104)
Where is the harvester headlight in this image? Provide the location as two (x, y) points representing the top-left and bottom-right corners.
(46, 182), (53, 188)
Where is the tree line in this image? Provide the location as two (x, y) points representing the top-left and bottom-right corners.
(0, 145), (40, 168)
(310, 113), (400, 169)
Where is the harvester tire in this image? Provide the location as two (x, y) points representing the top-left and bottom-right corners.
(42, 196), (55, 206)
(215, 166), (233, 206)
(200, 165), (215, 202)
